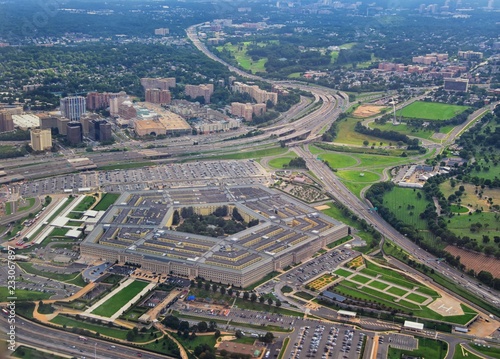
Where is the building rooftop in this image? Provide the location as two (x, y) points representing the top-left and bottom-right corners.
(82, 185), (345, 275)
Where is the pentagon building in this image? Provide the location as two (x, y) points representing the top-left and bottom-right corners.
(81, 186), (348, 287)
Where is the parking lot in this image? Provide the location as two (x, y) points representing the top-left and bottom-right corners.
(289, 324), (366, 359)
(0, 262), (81, 300)
(257, 246), (358, 301)
(15, 160), (270, 197)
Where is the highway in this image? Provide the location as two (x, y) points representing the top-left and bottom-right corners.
(293, 145), (500, 307)
(0, 314), (174, 359)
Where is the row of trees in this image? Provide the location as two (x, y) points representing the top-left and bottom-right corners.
(192, 279), (283, 308)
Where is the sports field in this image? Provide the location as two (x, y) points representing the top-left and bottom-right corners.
(397, 101), (469, 121)
(91, 280), (149, 317)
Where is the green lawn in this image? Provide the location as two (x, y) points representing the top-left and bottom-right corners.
(12, 345), (67, 359)
(452, 344), (482, 359)
(450, 205), (468, 213)
(294, 291), (314, 300)
(470, 344), (500, 359)
(72, 195), (97, 212)
(336, 170), (380, 182)
(216, 42), (268, 74)
(369, 121), (446, 142)
(387, 286), (408, 296)
(50, 314), (130, 339)
(91, 280), (149, 317)
(311, 148), (358, 168)
(334, 268), (352, 277)
(397, 101), (469, 121)
(350, 274), (371, 284)
(406, 292), (428, 304)
(173, 332), (217, 351)
(281, 285), (293, 294)
(17, 262), (85, 286)
(0, 286), (51, 301)
(268, 156), (296, 169)
(18, 197), (36, 211)
(94, 193), (120, 211)
(388, 338), (447, 359)
(382, 187), (432, 231)
(368, 281), (389, 290)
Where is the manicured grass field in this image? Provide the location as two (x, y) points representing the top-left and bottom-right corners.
(397, 101), (469, 121)
(368, 281), (389, 290)
(387, 286), (408, 296)
(407, 292), (429, 304)
(336, 170), (380, 182)
(382, 187), (432, 231)
(313, 150), (358, 168)
(388, 338), (447, 359)
(334, 268), (352, 277)
(268, 156), (296, 169)
(0, 286), (51, 301)
(92, 280), (149, 317)
(94, 193), (120, 211)
(73, 195), (96, 212)
(350, 274), (371, 284)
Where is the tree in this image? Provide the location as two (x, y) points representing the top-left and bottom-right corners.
(267, 298), (273, 306)
(220, 286), (226, 295)
(260, 332), (275, 344)
(275, 299), (281, 308)
(250, 293), (258, 302)
(197, 321), (208, 333)
(214, 329), (221, 339)
(163, 315), (180, 329)
(126, 330), (135, 341)
(235, 330), (244, 339)
(259, 296), (265, 304)
(243, 292), (250, 300)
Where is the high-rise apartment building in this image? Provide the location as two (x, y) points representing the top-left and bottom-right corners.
(231, 102), (266, 121)
(0, 111), (14, 132)
(185, 84), (214, 104)
(231, 82), (278, 105)
(458, 50), (483, 60)
(86, 91), (128, 111)
(154, 28), (169, 36)
(140, 78), (176, 91)
(60, 96), (86, 121)
(30, 129), (52, 151)
(145, 89), (172, 105)
(66, 122), (83, 145)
